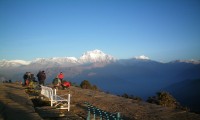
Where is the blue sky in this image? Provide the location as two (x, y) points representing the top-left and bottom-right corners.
(0, 0), (200, 62)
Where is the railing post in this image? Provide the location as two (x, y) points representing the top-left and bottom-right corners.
(99, 111), (102, 120)
(87, 110), (90, 120)
(93, 107), (96, 120)
(50, 88), (53, 106)
(117, 112), (120, 120)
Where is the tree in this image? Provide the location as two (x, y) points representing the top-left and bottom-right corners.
(80, 80), (92, 89)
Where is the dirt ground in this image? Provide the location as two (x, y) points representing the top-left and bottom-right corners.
(55, 86), (200, 120)
(1, 83), (199, 120)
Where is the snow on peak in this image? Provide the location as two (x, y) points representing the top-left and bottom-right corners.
(10, 60), (31, 65)
(135, 55), (150, 60)
(0, 59), (30, 67)
(79, 49), (115, 63)
(31, 57), (78, 65)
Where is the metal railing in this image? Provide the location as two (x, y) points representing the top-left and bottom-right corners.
(85, 102), (123, 120)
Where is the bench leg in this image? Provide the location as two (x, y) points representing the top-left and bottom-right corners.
(68, 94), (70, 111)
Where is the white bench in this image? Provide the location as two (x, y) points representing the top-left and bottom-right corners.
(40, 85), (70, 111)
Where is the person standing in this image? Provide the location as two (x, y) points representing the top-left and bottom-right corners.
(58, 72), (64, 83)
(37, 70), (46, 85)
(23, 72), (28, 85)
(37, 71), (42, 82)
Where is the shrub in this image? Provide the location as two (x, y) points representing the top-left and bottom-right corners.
(92, 85), (98, 90)
(80, 80), (98, 90)
(147, 91), (180, 108)
(121, 93), (142, 101)
(80, 80), (92, 89)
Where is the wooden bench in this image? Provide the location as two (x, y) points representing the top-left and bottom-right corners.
(40, 85), (70, 111)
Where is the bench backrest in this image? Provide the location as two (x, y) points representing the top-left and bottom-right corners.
(41, 85), (55, 100)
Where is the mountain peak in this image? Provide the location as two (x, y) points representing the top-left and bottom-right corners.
(135, 55), (150, 60)
(83, 49), (105, 56)
(0, 59), (30, 68)
(79, 49), (115, 63)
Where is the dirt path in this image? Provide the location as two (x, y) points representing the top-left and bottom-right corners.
(0, 83), (42, 120)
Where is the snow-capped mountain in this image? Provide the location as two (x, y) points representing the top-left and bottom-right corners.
(0, 50), (115, 68)
(79, 49), (115, 63)
(32, 57), (78, 64)
(0, 60), (30, 68)
(135, 55), (150, 60)
(30, 57), (79, 67)
(1, 50), (200, 69)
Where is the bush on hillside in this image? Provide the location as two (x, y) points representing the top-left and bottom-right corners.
(147, 91), (180, 108)
(91, 85), (98, 90)
(80, 80), (92, 89)
(80, 80), (98, 90)
(121, 93), (142, 101)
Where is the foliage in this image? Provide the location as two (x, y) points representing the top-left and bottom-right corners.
(80, 80), (98, 90)
(80, 80), (92, 89)
(121, 93), (142, 101)
(147, 91), (183, 109)
(92, 85), (98, 90)
(25, 88), (40, 96)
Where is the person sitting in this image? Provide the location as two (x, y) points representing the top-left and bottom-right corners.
(52, 77), (61, 90)
(61, 80), (71, 90)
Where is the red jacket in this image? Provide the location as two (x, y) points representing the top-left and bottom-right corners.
(58, 73), (64, 79)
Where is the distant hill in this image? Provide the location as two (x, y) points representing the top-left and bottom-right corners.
(164, 79), (200, 113)
(66, 59), (200, 99)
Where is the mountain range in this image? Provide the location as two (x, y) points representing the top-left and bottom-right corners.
(1, 49), (199, 68)
(0, 49), (115, 68)
(0, 49), (200, 113)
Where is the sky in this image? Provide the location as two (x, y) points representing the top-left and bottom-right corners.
(0, 0), (200, 62)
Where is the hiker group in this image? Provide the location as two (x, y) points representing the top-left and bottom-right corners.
(23, 71), (70, 89)
(23, 71), (46, 86)
(52, 72), (71, 90)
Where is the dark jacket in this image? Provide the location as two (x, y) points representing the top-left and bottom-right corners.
(37, 71), (46, 81)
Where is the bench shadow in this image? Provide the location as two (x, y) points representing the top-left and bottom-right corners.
(0, 97), (40, 120)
